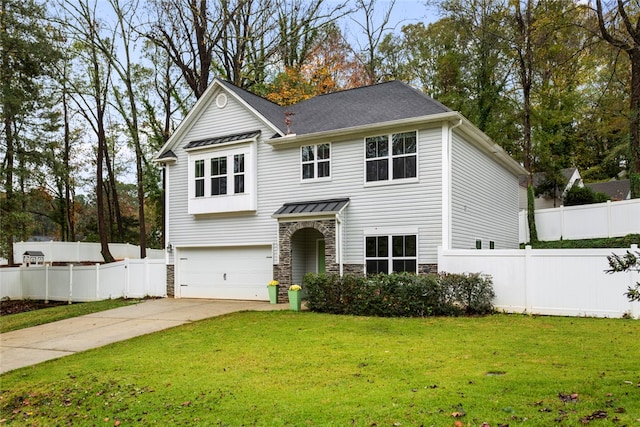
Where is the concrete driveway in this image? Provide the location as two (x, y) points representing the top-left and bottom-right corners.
(0, 298), (288, 374)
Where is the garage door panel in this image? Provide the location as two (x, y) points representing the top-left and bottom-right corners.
(178, 246), (272, 300)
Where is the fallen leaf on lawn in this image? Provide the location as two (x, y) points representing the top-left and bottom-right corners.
(452, 412), (464, 418)
(454, 421), (463, 427)
(181, 401), (191, 406)
(579, 410), (607, 423)
(558, 392), (578, 403)
(114, 421), (120, 426)
(615, 407), (625, 413)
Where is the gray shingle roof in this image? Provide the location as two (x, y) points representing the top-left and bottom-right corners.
(519, 167), (578, 188)
(285, 81), (451, 135)
(273, 198), (350, 217)
(184, 130), (261, 150)
(218, 80), (450, 136)
(586, 179), (630, 200)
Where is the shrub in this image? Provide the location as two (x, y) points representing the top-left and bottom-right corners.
(437, 272), (495, 315)
(563, 185), (609, 206)
(303, 272), (494, 317)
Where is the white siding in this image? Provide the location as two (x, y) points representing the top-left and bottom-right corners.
(450, 131), (519, 249)
(166, 89), (280, 255)
(167, 112), (445, 265)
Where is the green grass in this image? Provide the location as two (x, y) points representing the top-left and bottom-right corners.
(0, 298), (143, 333)
(522, 233), (640, 249)
(1, 312), (639, 426)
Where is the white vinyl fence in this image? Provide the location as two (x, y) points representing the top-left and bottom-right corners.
(0, 259), (166, 302)
(13, 241), (165, 264)
(438, 245), (640, 318)
(519, 199), (640, 243)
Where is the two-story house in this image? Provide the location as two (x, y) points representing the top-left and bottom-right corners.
(155, 79), (526, 300)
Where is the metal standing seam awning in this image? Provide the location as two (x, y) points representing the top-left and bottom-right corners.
(272, 198), (350, 218)
(183, 130), (261, 150)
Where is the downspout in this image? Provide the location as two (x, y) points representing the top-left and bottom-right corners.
(163, 164), (171, 265)
(336, 213), (343, 276)
(442, 118), (463, 251)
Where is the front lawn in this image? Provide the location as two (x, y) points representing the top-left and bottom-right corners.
(0, 298), (144, 333)
(1, 312), (638, 426)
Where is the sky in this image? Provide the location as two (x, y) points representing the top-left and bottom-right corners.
(343, 0), (439, 47)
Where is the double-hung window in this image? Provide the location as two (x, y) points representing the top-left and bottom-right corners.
(301, 143), (331, 180)
(234, 154), (245, 193)
(365, 131), (417, 182)
(210, 157), (227, 195)
(365, 235), (417, 275)
(194, 160), (205, 197)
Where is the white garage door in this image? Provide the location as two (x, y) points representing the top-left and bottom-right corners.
(177, 246), (273, 300)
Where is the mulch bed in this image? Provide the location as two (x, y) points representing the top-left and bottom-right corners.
(1, 299), (69, 316)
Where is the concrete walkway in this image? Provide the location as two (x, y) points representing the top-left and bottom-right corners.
(0, 298), (288, 374)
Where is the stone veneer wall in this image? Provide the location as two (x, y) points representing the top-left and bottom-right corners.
(342, 264), (365, 276)
(166, 265), (175, 297)
(419, 264), (438, 274)
(274, 219), (338, 301)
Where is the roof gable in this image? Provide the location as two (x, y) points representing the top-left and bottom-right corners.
(155, 79), (284, 162)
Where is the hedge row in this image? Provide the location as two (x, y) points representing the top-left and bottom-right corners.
(302, 272), (495, 317)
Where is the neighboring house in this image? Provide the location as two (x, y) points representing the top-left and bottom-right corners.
(155, 79), (526, 300)
(518, 167), (582, 210)
(585, 179), (631, 201)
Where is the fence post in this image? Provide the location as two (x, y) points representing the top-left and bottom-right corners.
(125, 258), (130, 298)
(630, 244), (640, 319)
(524, 245), (533, 313)
(45, 264), (49, 303)
(96, 263), (100, 300)
(144, 258), (150, 297)
(560, 206), (565, 240)
(607, 200), (613, 238)
(68, 264), (73, 304)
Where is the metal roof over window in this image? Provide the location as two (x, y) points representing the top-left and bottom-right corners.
(272, 198), (350, 218)
(184, 130), (261, 150)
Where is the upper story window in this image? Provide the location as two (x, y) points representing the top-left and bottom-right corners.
(210, 157), (227, 196)
(234, 154), (245, 194)
(186, 135), (257, 215)
(301, 143), (331, 180)
(365, 131), (417, 182)
(195, 159), (205, 197)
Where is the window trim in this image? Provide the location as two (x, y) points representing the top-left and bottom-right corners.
(301, 143), (331, 182)
(364, 130), (418, 186)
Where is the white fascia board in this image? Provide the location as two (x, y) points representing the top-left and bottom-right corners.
(154, 84), (218, 162)
(455, 117), (527, 176)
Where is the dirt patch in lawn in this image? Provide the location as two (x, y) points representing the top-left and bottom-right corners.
(0, 299), (70, 315)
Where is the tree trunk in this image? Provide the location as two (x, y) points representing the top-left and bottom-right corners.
(629, 49), (640, 198)
(3, 114), (15, 266)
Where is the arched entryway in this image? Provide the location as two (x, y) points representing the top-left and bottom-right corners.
(273, 219), (340, 297)
(272, 198), (349, 300)
(291, 227), (325, 284)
